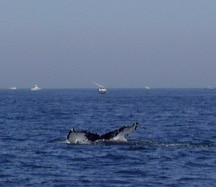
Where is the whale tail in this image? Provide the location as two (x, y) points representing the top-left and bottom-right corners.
(66, 129), (100, 144)
(100, 122), (138, 142)
(66, 122), (138, 144)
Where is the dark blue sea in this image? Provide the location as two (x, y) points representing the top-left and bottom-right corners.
(1, 89), (216, 187)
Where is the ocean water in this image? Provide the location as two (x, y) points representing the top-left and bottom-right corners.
(1, 88), (216, 187)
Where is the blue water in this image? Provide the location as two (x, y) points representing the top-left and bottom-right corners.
(1, 89), (216, 186)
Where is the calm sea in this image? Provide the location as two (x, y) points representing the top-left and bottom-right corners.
(1, 89), (216, 186)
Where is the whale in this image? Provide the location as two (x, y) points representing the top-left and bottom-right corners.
(66, 122), (138, 144)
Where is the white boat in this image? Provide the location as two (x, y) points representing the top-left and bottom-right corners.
(31, 84), (41, 91)
(9, 86), (17, 90)
(98, 87), (107, 94)
(145, 86), (151, 90)
(92, 82), (107, 94)
(206, 86), (213, 90)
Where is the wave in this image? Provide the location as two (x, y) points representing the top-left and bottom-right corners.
(62, 138), (215, 149)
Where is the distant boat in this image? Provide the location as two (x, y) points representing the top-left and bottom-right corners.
(98, 87), (107, 94)
(9, 86), (17, 90)
(92, 82), (107, 94)
(145, 86), (151, 90)
(31, 84), (41, 91)
(205, 86), (214, 90)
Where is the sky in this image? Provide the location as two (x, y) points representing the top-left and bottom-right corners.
(0, 0), (216, 89)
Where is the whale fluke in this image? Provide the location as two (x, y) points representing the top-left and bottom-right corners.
(66, 129), (100, 144)
(66, 122), (138, 144)
(100, 122), (138, 141)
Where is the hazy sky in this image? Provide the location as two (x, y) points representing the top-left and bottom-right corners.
(1, 0), (216, 88)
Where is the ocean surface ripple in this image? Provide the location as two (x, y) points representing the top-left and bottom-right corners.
(1, 89), (216, 186)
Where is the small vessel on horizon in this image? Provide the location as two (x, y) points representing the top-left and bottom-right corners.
(145, 86), (151, 90)
(31, 84), (41, 91)
(92, 82), (107, 94)
(9, 86), (17, 90)
(205, 86), (214, 90)
(98, 87), (107, 94)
